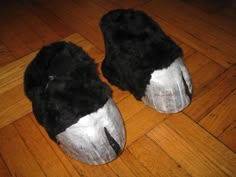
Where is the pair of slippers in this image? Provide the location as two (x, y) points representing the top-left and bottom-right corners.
(24, 9), (192, 165)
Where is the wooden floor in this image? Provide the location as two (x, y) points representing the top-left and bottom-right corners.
(0, 0), (236, 176)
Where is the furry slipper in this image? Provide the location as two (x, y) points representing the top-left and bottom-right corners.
(100, 9), (192, 113)
(24, 41), (125, 165)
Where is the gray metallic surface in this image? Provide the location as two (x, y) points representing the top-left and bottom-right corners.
(142, 57), (192, 113)
(56, 98), (126, 165)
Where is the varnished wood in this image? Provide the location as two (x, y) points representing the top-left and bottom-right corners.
(0, 0), (235, 176)
(125, 107), (167, 146)
(184, 52), (225, 95)
(0, 124), (46, 177)
(0, 155), (11, 177)
(129, 136), (191, 176)
(142, 0), (236, 58)
(200, 90), (236, 151)
(30, 114), (81, 177)
(120, 149), (154, 177)
(14, 116), (72, 177)
(148, 113), (236, 177)
(184, 65), (236, 121)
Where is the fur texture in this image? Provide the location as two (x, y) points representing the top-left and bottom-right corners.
(100, 9), (183, 100)
(24, 42), (111, 141)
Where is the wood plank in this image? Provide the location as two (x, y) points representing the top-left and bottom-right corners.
(142, 0), (236, 58)
(185, 52), (225, 96)
(14, 115), (72, 177)
(19, 0), (74, 38)
(0, 41), (15, 67)
(0, 124), (46, 177)
(77, 40), (104, 63)
(200, 90), (236, 137)
(7, 0), (60, 46)
(219, 121), (236, 152)
(180, 0), (236, 37)
(0, 1), (43, 54)
(70, 158), (117, 177)
(0, 51), (37, 95)
(125, 106), (168, 146)
(112, 0), (151, 8)
(63, 33), (85, 44)
(0, 21), (31, 59)
(108, 156), (137, 177)
(147, 113), (236, 177)
(0, 98), (31, 129)
(180, 43), (196, 59)
(0, 155), (11, 177)
(69, 0), (105, 27)
(120, 149), (154, 177)
(91, 0), (122, 11)
(183, 0), (228, 14)
(184, 65), (236, 121)
(137, 7), (232, 68)
(129, 136), (191, 177)
(65, 33), (103, 63)
(38, 0), (105, 51)
(221, 6), (236, 20)
(111, 88), (130, 104)
(117, 94), (146, 121)
(0, 84), (25, 111)
(92, 0), (150, 10)
(30, 114), (81, 177)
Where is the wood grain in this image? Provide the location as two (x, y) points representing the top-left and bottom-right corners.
(0, 41), (15, 67)
(117, 94), (146, 121)
(182, 0), (236, 36)
(108, 156), (137, 177)
(0, 98), (31, 129)
(125, 106), (168, 146)
(129, 136), (191, 177)
(38, 0), (105, 51)
(180, 43), (196, 59)
(120, 149), (154, 177)
(0, 124), (46, 177)
(0, 155), (11, 177)
(184, 65), (236, 121)
(219, 121), (236, 152)
(30, 114), (81, 177)
(14, 115), (72, 177)
(6, 0), (60, 46)
(0, 1), (235, 175)
(138, 6), (232, 68)
(111, 0), (151, 8)
(148, 113), (236, 177)
(200, 90), (236, 137)
(142, 0), (236, 58)
(185, 52), (225, 96)
(70, 158), (117, 177)
(19, 0), (74, 38)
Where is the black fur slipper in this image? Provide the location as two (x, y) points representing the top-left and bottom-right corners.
(100, 9), (192, 113)
(24, 41), (125, 165)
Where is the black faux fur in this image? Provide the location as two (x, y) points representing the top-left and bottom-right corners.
(100, 9), (183, 100)
(24, 42), (111, 141)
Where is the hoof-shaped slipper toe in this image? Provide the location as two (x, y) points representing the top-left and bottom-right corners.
(24, 41), (126, 165)
(100, 9), (192, 113)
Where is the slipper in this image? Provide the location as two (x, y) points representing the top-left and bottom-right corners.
(100, 9), (192, 113)
(24, 41), (126, 165)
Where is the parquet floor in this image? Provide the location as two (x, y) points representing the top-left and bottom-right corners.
(0, 0), (236, 176)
